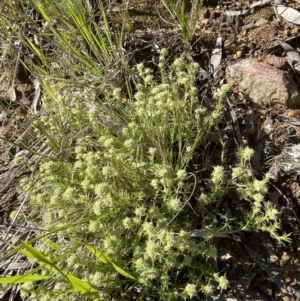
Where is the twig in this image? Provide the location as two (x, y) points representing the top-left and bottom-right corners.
(158, 173), (197, 234)
(226, 95), (245, 147)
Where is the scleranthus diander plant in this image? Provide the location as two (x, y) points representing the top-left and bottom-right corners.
(17, 50), (288, 300)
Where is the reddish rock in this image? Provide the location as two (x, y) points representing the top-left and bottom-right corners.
(226, 59), (300, 108)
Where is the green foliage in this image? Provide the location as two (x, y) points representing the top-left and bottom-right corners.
(21, 51), (228, 300)
(161, 0), (200, 44)
(11, 53), (286, 300)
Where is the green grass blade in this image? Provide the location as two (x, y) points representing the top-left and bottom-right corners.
(65, 274), (98, 296)
(21, 241), (69, 281)
(0, 214), (112, 263)
(21, 241), (98, 296)
(37, 4), (52, 24)
(0, 274), (49, 284)
(85, 244), (136, 280)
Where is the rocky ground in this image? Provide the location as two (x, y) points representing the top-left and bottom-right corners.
(1, 0), (300, 300)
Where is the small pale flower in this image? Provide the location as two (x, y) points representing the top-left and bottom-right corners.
(134, 91), (144, 102)
(81, 179), (90, 191)
(144, 68), (152, 75)
(156, 167), (168, 178)
(232, 167), (244, 180)
(89, 220), (98, 232)
(186, 145), (192, 153)
(167, 198), (181, 211)
(150, 179), (159, 189)
(93, 200), (102, 215)
(191, 62), (199, 72)
(134, 258), (145, 271)
(173, 57), (184, 70)
(264, 202), (278, 220)
(238, 146), (254, 162)
(73, 160), (84, 169)
(122, 217), (132, 229)
(142, 221), (153, 235)
(135, 206), (146, 216)
(156, 100), (162, 108)
(183, 283), (197, 299)
(253, 193), (264, 202)
(211, 166), (224, 185)
(218, 275), (229, 290)
(201, 283), (213, 295)
(176, 169), (186, 180)
(160, 48), (168, 57)
(62, 187), (75, 201)
(90, 272), (103, 286)
(137, 107), (145, 117)
(112, 88), (121, 99)
(102, 165), (111, 176)
(253, 179), (267, 194)
(121, 127), (129, 136)
(66, 254), (76, 267)
(145, 240), (157, 259)
(137, 63), (144, 75)
(177, 76), (188, 85)
(151, 87), (160, 95)
(124, 139), (134, 148)
(144, 74), (153, 85)
(94, 183), (107, 195)
(103, 138), (114, 148)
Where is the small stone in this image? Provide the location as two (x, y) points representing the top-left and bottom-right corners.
(276, 144), (300, 175)
(213, 9), (222, 18)
(253, 50), (260, 58)
(286, 126), (296, 135)
(286, 109), (297, 117)
(233, 50), (243, 59)
(291, 27), (299, 36)
(263, 55), (286, 69)
(226, 59), (300, 108)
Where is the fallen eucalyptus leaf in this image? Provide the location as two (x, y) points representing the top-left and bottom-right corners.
(31, 78), (41, 114)
(262, 233), (279, 261)
(225, 10), (248, 17)
(250, 0), (270, 9)
(236, 273), (256, 299)
(282, 117), (300, 125)
(245, 245), (286, 290)
(225, 1), (270, 18)
(278, 40), (300, 77)
(274, 4), (300, 25)
(210, 34), (222, 74)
